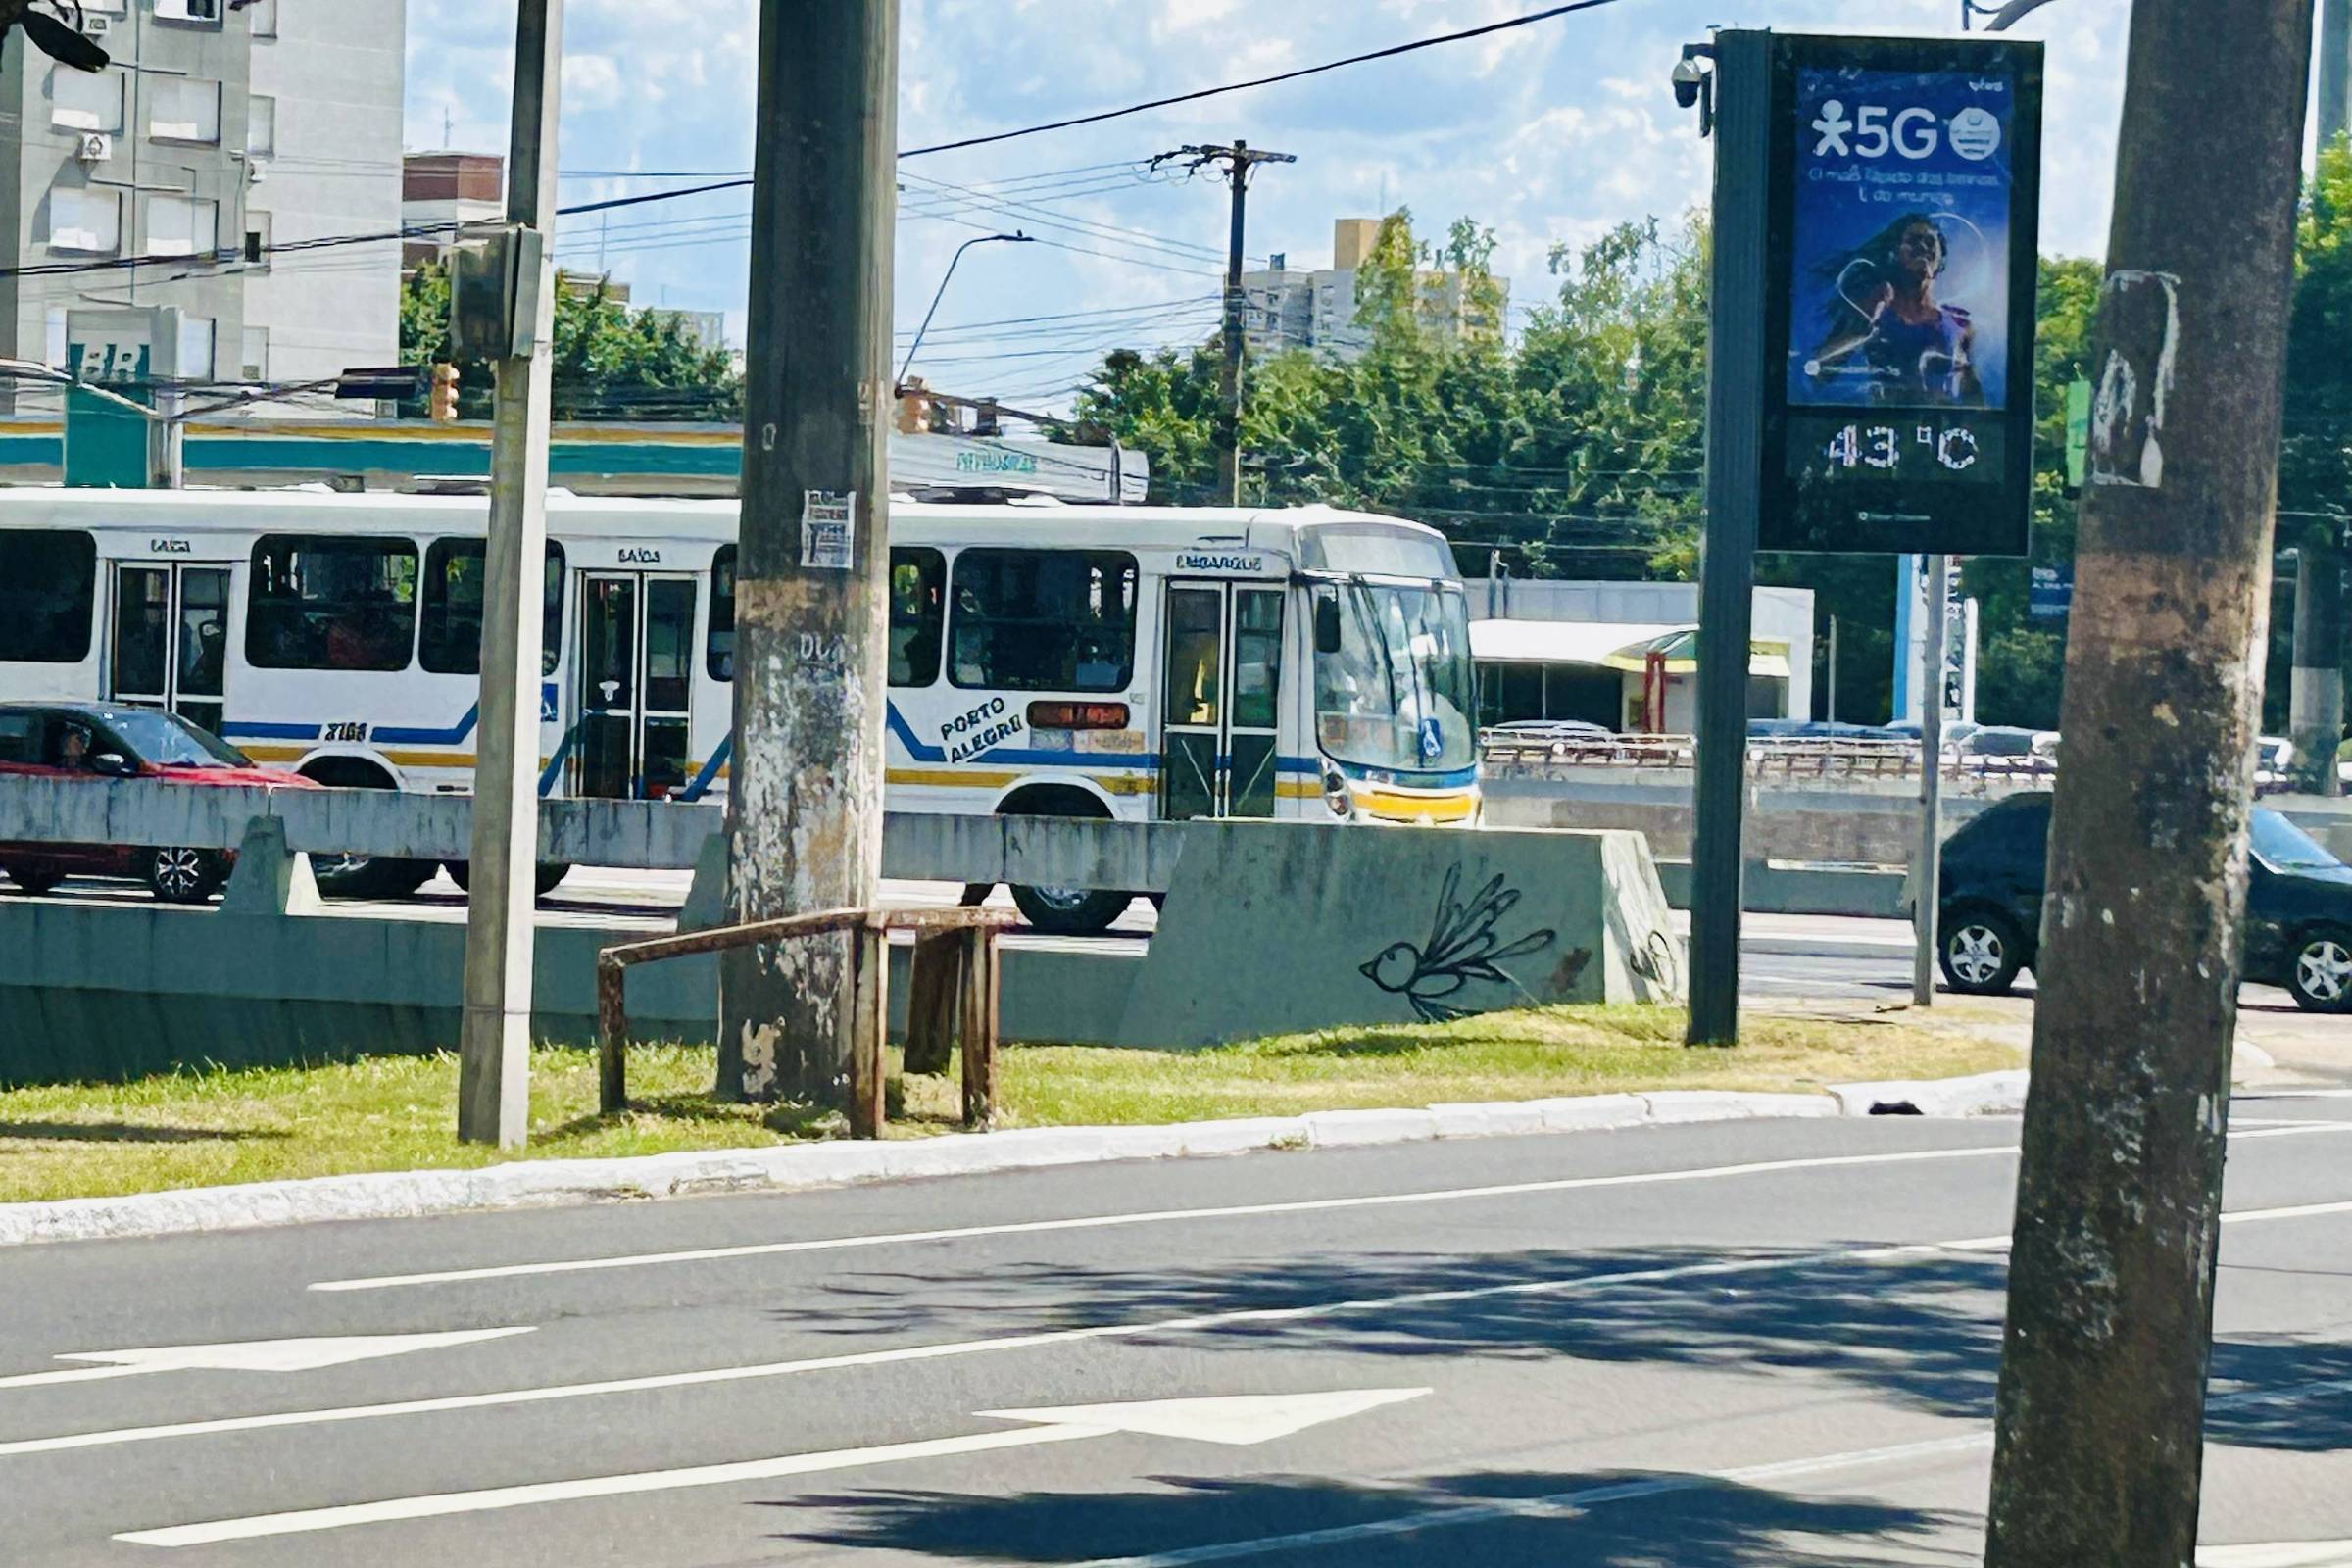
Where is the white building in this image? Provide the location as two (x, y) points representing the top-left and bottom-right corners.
(1, 0), (405, 396)
(1470, 579), (1817, 734)
(1241, 218), (1508, 364)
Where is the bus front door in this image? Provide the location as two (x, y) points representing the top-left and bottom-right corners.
(107, 562), (231, 737)
(1157, 580), (1284, 821)
(573, 571), (697, 800)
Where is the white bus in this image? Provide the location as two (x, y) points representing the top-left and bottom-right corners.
(0, 487), (1482, 929)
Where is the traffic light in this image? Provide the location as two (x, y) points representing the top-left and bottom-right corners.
(895, 377), (929, 435)
(428, 363), (460, 423)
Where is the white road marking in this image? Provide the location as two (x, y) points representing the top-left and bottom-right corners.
(16, 1171), (2350, 1462)
(311, 1144), (2029, 1293)
(2203, 1547), (2352, 1567)
(113, 1388), (1429, 1548)
(0, 1328), (533, 1391)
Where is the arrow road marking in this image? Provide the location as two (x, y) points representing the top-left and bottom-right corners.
(0, 1328), (534, 1391)
(113, 1388), (1430, 1548)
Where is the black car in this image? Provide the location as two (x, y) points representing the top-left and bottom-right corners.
(1936, 792), (2352, 1012)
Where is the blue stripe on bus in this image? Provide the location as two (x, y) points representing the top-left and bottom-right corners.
(676, 734), (732, 803)
(221, 720), (322, 741)
(1330, 759), (1479, 789)
(374, 705), (479, 746)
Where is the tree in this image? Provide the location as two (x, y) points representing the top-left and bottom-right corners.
(396, 261), (742, 422)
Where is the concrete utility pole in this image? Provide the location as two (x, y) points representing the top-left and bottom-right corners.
(1152, 141), (1294, 506)
(716, 0), (900, 1104)
(456, 0), (562, 1149)
(2291, 0), (2350, 794)
(1983, 3), (2315, 1562)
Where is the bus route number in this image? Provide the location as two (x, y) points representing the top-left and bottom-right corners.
(323, 721), (370, 743)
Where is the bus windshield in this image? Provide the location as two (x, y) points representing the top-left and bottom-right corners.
(1313, 579), (1476, 774)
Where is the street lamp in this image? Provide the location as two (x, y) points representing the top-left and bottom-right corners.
(897, 231), (1034, 388)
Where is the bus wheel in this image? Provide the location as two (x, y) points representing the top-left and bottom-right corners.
(1009, 882), (1132, 936)
(445, 860), (570, 898)
(298, 760), (437, 900)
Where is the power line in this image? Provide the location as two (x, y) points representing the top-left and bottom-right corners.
(896, 0), (1633, 159)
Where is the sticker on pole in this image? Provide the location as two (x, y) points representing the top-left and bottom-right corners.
(801, 490), (857, 571)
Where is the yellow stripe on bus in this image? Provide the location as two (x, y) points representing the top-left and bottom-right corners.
(1361, 790), (1478, 823)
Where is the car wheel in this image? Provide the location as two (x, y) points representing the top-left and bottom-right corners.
(4, 865), (64, 896)
(144, 847), (225, 905)
(1938, 908), (2026, 996)
(2287, 926), (2352, 1013)
(1009, 881), (1133, 936)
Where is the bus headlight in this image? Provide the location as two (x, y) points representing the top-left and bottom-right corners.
(1323, 768), (1352, 818)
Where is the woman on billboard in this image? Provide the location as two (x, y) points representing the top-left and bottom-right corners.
(1801, 212), (1983, 406)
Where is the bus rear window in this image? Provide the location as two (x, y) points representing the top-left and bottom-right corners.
(0, 530), (96, 663)
(418, 539), (564, 676)
(246, 534), (417, 671)
(948, 548), (1137, 693)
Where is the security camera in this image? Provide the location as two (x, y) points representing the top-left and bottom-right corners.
(1671, 56), (1707, 110)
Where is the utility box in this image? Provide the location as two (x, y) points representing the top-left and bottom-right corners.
(449, 224), (546, 362)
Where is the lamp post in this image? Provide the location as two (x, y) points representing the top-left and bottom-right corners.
(897, 231), (1033, 388)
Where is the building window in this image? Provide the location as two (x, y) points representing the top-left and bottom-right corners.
(947, 549), (1138, 693)
(418, 540), (564, 676)
(52, 66), (122, 131)
(247, 0), (277, 36)
(0, 531), (97, 663)
(176, 315), (215, 378)
(48, 186), (120, 253)
(238, 325), (268, 381)
(246, 93), (273, 156)
(243, 208), (270, 271)
(148, 75), (220, 142)
(153, 0), (225, 24)
(246, 535), (418, 672)
(146, 193), (219, 257)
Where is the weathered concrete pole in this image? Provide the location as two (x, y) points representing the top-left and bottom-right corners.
(716, 0), (900, 1102)
(1982, 1), (2315, 1561)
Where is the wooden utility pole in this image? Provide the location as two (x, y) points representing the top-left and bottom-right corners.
(1152, 141), (1293, 505)
(715, 0), (899, 1104)
(1983, 2), (2315, 1561)
(456, 0), (561, 1148)
(2291, 0), (2350, 793)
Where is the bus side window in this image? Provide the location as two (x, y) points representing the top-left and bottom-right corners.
(418, 539), (564, 677)
(889, 547), (944, 688)
(0, 529), (97, 664)
(708, 545), (735, 681)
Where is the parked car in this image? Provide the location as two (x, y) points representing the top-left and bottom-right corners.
(0, 702), (317, 903)
(1936, 792), (2352, 1012)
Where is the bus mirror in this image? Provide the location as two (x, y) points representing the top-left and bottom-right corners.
(1313, 595), (1342, 656)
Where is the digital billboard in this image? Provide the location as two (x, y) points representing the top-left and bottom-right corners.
(1759, 35), (2043, 556)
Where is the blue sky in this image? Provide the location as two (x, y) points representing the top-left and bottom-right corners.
(404, 0), (2142, 411)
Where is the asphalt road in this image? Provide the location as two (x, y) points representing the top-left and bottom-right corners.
(9, 1110), (2352, 1565)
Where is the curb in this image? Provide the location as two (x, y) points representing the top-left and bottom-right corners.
(0, 1078), (2020, 1250)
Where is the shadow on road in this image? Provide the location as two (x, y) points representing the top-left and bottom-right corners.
(779, 1467), (1963, 1566)
(0, 1119), (281, 1144)
(784, 1245), (2352, 1453)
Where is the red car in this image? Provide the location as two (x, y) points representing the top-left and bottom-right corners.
(0, 702), (318, 903)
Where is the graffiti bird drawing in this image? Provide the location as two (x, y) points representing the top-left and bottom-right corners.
(1360, 865), (1557, 1023)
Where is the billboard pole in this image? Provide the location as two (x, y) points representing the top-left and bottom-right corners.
(1685, 29), (1774, 1048)
(1912, 552), (1947, 1005)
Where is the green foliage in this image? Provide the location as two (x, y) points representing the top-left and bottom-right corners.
(395, 261), (742, 422)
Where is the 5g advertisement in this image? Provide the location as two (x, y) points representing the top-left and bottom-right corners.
(1759, 34), (2043, 556)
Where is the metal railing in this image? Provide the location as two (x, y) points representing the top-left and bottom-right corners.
(594, 905), (1016, 1132)
(1478, 730), (2064, 782)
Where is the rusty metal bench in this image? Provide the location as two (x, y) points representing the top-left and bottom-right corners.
(594, 905), (1017, 1136)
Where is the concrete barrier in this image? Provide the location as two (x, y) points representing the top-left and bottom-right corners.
(0, 819), (1683, 1084)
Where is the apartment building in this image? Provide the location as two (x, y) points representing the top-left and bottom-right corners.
(0, 0), (403, 397)
(1240, 217), (1509, 364)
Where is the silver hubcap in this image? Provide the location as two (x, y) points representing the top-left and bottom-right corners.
(1948, 924), (2006, 986)
(153, 848), (205, 897)
(2297, 940), (2352, 1003)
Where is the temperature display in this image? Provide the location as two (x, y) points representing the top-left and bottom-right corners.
(1821, 421), (1983, 474)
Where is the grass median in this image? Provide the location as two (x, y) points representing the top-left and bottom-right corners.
(0, 1004), (2019, 1205)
